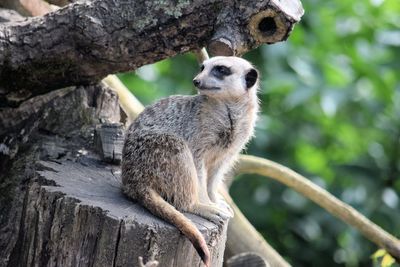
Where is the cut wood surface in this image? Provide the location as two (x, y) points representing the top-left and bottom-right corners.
(22, 158), (227, 267)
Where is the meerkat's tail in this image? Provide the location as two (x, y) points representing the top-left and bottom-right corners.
(142, 188), (211, 267)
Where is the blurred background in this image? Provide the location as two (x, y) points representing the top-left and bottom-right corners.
(118, 0), (400, 266)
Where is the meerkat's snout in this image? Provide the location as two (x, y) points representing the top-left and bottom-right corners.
(193, 78), (201, 88)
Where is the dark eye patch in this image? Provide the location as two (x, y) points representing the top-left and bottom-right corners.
(200, 64), (204, 72)
(211, 65), (232, 79)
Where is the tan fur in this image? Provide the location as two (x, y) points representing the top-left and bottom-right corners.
(121, 56), (259, 266)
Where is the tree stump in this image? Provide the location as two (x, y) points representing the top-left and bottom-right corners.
(0, 85), (228, 267)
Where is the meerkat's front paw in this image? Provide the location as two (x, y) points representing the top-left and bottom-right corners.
(216, 199), (234, 218)
(192, 203), (231, 225)
(209, 193), (234, 218)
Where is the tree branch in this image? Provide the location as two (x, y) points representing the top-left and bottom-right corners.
(102, 75), (144, 125)
(221, 189), (291, 267)
(236, 155), (400, 260)
(0, 0), (303, 106)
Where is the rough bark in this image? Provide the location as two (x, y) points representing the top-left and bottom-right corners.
(0, 0), (303, 106)
(0, 84), (228, 267)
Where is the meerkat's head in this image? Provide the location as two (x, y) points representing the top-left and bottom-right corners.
(193, 56), (259, 100)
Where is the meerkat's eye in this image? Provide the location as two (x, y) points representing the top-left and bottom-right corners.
(200, 64), (205, 72)
(211, 65), (232, 79)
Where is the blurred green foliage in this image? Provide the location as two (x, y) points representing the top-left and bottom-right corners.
(118, 0), (400, 266)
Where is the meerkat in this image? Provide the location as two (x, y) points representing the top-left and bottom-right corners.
(121, 56), (259, 267)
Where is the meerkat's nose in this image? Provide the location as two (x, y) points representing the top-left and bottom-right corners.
(193, 79), (201, 88)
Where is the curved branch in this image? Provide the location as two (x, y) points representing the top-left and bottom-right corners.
(102, 75), (144, 125)
(221, 189), (291, 267)
(236, 155), (400, 260)
(193, 48), (210, 64)
(0, 0), (303, 106)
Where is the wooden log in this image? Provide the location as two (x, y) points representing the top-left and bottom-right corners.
(0, 0), (304, 105)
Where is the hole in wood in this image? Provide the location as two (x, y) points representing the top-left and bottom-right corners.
(258, 17), (277, 36)
(248, 10), (286, 44)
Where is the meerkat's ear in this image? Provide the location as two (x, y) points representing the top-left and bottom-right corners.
(245, 68), (258, 89)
